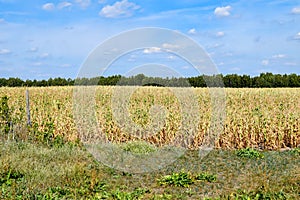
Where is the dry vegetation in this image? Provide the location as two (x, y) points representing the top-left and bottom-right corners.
(0, 86), (299, 149)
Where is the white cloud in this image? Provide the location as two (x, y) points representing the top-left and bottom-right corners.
(127, 54), (136, 61)
(0, 49), (11, 55)
(0, 18), (5, 23)
(99, 0), (140, 18)
(261, 54), (287, 66)
(75, 0), (91, 9)
(42, 3), (55, 11)
(143, 47), (161, 54)
(39, 53), (50, 59)
(162, 43), (180, 50)
(32, 62), (43, 66)
(127, 58), (135, 62)
(167, 55), (176, 60)
(214, 6), (231, 17)
(293, 32), (300, 40)
(58, 2), (72, 9)
(216, 31), (225, 37)
(261, 59), (269, 66)
(291, 7), (300, 14)
(207, 43), (223, 49)
(207, 52), (215, 57)
(27, 47), (38, 52)
(284, 62), (297, 66)
(272, 54), (286, 59)
(188, 28), (196, 34)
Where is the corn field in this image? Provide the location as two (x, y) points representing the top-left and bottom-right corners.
(0, 86), (299, 150)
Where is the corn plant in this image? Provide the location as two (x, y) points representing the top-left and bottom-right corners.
(0, 87), (299, 149)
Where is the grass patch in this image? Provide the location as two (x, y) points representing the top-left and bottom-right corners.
(0, 142), (299, 199)
(0, 169), (24, 186)
(157, 171), (217, 188)
(158, 171), (194, 187)
(290, 147), (300, 156)
(121, 141), (157, 155)
(236, 148), (264, 159)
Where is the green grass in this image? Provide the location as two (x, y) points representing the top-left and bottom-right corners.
(157, 171), (217, 187)
(0, 142), (299, 199)
(195, 172), (217, 183)
(158, 171), (194, 187)
(121, 141), (157, 155)
(290, 147), (300, 156)
(236, 148), (264, 159)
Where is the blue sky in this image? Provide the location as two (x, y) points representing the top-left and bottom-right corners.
(0, 0), (299, 79)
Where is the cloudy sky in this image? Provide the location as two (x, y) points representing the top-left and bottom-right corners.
(0, 0), (299, 79)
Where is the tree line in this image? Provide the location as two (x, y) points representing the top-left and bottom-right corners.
(1, 73), (300, 87)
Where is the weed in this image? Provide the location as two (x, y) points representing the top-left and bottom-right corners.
(195, 172), (217, 183)
(236, 148), (264, 159)
(0, 169), (24, 186)
(290, 147), (300, 156)
(0, 96), (12, 136)
(44, 186), (72, 199)
(158, 171), (194, 187)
